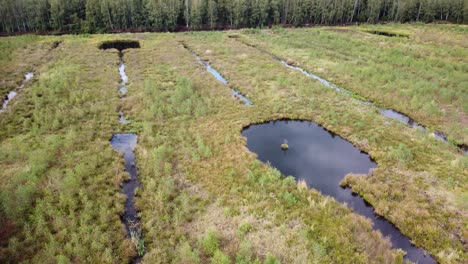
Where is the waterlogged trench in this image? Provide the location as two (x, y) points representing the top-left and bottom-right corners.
(232, 38), (467, 154)
(118, 52), (131, 124)
(110, 134), (143, 249)
(101, 41), (144, 261)
(242, 120), (436, 263)
(181, 44), (253, 106)
(0, 72), (34, 113)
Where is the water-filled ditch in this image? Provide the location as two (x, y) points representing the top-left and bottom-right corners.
(110, 134), (144, 261)
(181, 44), (253, 106)
(242, 120), (436, 263)
(100, 40), (144, 261)
(231, 37), (466, 155)
(0, 72), (34, 113)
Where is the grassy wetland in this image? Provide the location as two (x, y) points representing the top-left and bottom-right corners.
(0, 23), (467, 264)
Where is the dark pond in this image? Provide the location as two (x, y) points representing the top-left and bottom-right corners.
(242, 120), (436, 263)
(365, 30), (409, 38)
(182, 45), (253, 106)
(99, 40), (141, 51)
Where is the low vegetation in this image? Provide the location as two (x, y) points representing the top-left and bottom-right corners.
(0, 23), (466, 264)
(234, 23), (467, 145)
(0, 35), (61, 100)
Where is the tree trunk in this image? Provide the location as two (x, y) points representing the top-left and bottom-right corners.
(416, 2), (421, 21)
(349, 0), (358, 23)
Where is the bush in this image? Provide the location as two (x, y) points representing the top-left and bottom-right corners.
(242, 28), (261, 35)
(263, 254), (280, 264)
(174, 241), (200, 264)
(236, 222), (253, 238)
(211, 250), (231, 264)
(389, 144), (413, 166)
(281, 192), (298, 205)
(235, 240), (253, 263)
(271, 25), (285, 34)
(200, 229), (220, 256)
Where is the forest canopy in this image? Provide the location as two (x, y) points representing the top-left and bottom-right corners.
(0, 0), (466, 33)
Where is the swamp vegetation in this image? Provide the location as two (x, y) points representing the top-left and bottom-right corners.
(0, 23), (467, 264)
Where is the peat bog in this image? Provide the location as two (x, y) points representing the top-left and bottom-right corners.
(181, 43), (253, 106)
(232, 37), (467, 155)
(1, 24), (466, 264)
(101, 40), (144, 259)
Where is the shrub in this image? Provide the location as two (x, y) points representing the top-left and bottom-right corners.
(389, 144), (413, 166)
(200, 229), (220, 256)
(263, 254), (280, 264)
(236, 222), (253, 239)
(258, 168), (281, 186)
(281, 192), (298, 205)
(174, 241), (200, 264)
(211, 250), (231, 264)
(282, 176), (296, 188)
(271, 25), (285, 34)
(242, 28), (261, 35)
(196, 135), (212, 159)
(235, 240), (253, 263)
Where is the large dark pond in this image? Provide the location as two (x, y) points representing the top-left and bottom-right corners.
(242, 120), (436, 263)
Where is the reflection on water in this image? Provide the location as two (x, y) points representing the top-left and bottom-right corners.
(110, 134), (140, 232)
(1, 72), (34, 113)
(234, 39), (465, 154)
(242, 120), (435, 263)
(184, 45), (253, 106)
(117, 54), (131, 123)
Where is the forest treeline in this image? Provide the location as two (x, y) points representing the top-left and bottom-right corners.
(0, 0), (466, 34)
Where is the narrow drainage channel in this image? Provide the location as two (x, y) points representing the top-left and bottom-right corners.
(110, 134), (145, 263)
(231, 37), (466, 154)
(181, 43), (253, 106)
(100, 40), (144, 262)
(0, 72), (34, 113)
(1, 41), (62, 114)
(242, 120), (436, 264)
(117, 52), (130, 124)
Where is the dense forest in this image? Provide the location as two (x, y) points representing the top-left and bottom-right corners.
(0, 0), (466, 34)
